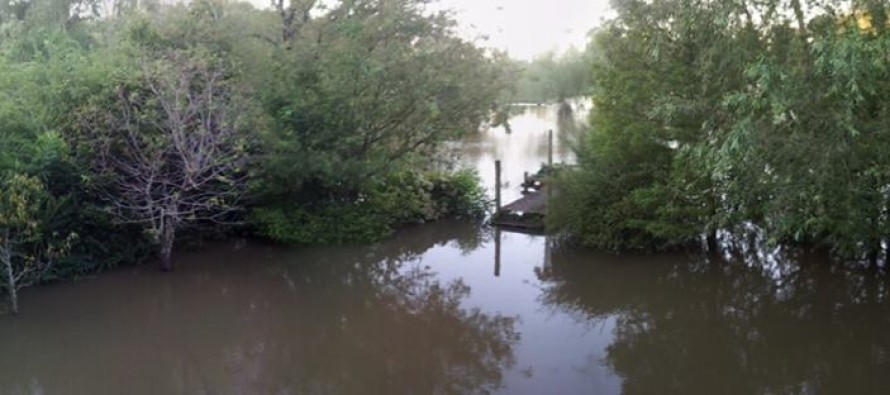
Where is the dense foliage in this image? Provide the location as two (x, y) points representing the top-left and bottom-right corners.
(0, 173), (76, 314)
(552, 0), (890, 261)
(0, 0), (502, 312)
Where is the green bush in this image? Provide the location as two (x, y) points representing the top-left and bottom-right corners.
(28, 154), (153, 280)
(251, 203), (391, 245)
(427, 169), (490, 220)
(0, 0), (506, 291)
(251, 169), (489, 245)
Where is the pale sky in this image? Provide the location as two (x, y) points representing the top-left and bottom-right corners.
(431, 0), (613, 60)
(243, 0), (613, 61)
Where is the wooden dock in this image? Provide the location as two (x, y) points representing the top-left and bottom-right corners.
(492, 188), (548, 230)
(502, 188), (548, 214)
(490, 129), (556, 232)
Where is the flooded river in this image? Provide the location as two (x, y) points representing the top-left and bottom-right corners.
(2, 103), (890, 394)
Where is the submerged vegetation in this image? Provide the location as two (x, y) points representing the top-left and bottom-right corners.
(552, 0), (890, 262)
(0, 0), (501, 312)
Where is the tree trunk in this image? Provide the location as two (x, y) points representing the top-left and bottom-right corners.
(706, 229), (718, 252)
(158, 216), (176, 272)
(7, 281), (17, 315)
(2, 247), (18, 315)
(790, 0), (808, 37)
(159, 248), (173, 272)
(867, 239), (880, 271)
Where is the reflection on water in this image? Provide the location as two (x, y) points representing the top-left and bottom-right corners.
(539, 245), (890, 394)
(0, 222), (518, 395)
(3, 102), (889, 394)
(462, 100), (586, 203)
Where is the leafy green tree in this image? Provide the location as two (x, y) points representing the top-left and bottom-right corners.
(0, 173), (74, 314)
(260, 0), (504, 193)
(553, 0), (890, 259)
(251, 0), (506, 242)
(510, 46), (594, 103)
(0, 0), (506, 288)
(722, 3), (890, 258)
(551, 0), (750, 250)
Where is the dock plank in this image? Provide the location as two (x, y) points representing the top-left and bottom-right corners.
(492, 188), (550, 230)
(500, 189), (547, 215)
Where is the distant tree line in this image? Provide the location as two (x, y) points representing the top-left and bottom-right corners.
(505, 46), (594, 104)
(0, 0), (508, 314)
(551, 0), (890, 263)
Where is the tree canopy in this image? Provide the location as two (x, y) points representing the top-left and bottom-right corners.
(0, 0), (505, 311)
(552, 0), (890, 262)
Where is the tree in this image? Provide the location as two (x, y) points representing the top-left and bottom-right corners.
(0, 173), (73, 314)
(77, 50), (249, 271)
(550, 0), (747, 250)
(510, 47), (594, 103)
(552, 0), (890, 258)
(259, 0), (506, 199)
(272, 0), (315, 45)
(250, 0), (507, 242)
(721, 3), (890, 259)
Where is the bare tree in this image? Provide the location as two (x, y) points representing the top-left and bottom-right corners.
(79, 51), (248, 271)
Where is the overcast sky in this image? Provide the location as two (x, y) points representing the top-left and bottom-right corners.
(431, 0), (613, 60)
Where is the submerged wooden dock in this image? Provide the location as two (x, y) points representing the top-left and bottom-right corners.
(492, 188), (548, 230)
(492, 165), (553, 231)
(502, 188), (548, 214)
(490, 129), (558, 231)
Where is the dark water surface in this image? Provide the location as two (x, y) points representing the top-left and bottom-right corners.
(3, 103), (890, 394)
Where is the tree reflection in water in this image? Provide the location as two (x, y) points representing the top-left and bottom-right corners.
(537, 237), (890, 394)
(0, 221), (517, 395)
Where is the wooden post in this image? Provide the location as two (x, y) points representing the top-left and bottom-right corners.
(495, 160), (502, 211)
(548, 129), (554, 170)
(494, 228), (502, 277)
(546, 130), (553, 222)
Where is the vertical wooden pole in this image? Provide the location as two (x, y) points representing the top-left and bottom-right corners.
(522, 171), (529, 193)
(494, 228), (502, 277)
(495, 160), (502, 211)
(548, 129), (554, 170)
(546, 130), (553, 222)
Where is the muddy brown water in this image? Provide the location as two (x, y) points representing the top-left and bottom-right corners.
(3, 103), (890, 394)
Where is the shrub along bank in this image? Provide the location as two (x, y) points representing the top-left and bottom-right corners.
(0, 0), (505, 313)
